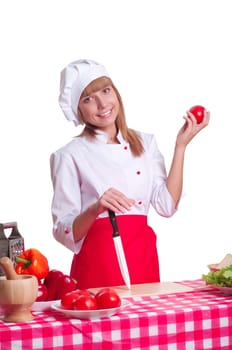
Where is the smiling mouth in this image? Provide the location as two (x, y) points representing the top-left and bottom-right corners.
(98, 109), (112, 118)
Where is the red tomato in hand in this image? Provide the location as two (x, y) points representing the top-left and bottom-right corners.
(189, 105), (206, 124)
(61, 289), (92, 309)
(73, 294), (97, 310)
(95, 288), (121, 309)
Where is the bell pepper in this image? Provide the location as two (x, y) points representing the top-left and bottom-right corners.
(55, 274), (78, 299)
(43, 269), (64, 300)
(44, 269), (77, 300)
(36, 281), (48, 301)
(15, 248), (49, 281)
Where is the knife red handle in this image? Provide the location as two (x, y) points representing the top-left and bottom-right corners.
(108, 210), (120, 238)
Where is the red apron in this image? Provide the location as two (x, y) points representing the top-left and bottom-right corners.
(70, 215), (160, 289)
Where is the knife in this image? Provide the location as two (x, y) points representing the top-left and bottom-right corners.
(108, 210), (131, 289)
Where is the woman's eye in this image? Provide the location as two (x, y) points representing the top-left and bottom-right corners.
(83, 96), (92, 103)
(103, 87), (110, 94)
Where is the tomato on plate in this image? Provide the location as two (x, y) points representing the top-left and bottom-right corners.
(189, 105), (206, 124)
(61, 289), (92, 309)
(73, 294), (97, 310)
(95, 288), (121, 309)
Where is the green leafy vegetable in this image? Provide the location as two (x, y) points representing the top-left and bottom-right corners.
(202, 264), (232, 287)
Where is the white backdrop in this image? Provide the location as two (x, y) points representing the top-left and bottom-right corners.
(0, 0), (231, 282)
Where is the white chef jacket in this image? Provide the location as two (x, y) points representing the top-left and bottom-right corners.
(50, 130), (176, 254)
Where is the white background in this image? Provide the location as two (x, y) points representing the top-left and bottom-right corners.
(0, 0), (231, 282)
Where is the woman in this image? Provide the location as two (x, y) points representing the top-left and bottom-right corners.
(50, 59), (210, 289)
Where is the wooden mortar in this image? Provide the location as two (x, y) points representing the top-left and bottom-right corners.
(0, 257), (38, 322)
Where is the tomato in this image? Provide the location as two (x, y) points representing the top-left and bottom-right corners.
(73, 294), (97, 310)
(189, 105), (206, 124)
(61, 289), (91, 309)
(95, 288), (121, 309)
(36, 282), (48, 301)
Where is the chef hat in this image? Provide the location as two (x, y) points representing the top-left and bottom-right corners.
(59, 59), (110, 126)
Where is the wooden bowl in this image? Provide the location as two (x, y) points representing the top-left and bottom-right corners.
(0, 275), (38, 322)
(207, 263), (220, 272)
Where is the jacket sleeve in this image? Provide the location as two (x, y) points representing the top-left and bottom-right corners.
(148, 135), (177, 217)
(50, 150), (84, 253)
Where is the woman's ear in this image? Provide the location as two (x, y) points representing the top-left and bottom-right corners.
(77, 108), (84, 123)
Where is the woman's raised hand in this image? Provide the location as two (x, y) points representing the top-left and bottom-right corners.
(176, 109), (210, 148)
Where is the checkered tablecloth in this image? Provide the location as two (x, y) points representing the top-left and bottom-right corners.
(1, 279), (232, 350)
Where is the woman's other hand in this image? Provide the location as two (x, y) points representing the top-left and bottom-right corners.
(176, 109), (210, 148)
(95, 188), (135, 214)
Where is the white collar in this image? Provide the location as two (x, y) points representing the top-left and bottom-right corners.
(94, 129), (125, 144)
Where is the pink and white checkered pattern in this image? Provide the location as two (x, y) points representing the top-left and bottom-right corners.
(1, 280), (232, 350)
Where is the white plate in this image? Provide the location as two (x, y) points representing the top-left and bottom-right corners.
(32, 300), (59, 312)
(51, 299), (130, 320)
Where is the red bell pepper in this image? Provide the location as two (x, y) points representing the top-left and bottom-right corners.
(55, 274), (78, 299)
(44, 269), (77, 300)
(43, 269), (64, 300)
(36, 281), (48, 301)
(15, 248), (49, 281)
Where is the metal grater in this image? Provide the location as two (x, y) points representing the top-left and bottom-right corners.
(0, 222), (24, 275)
(0, 223), (9, 276)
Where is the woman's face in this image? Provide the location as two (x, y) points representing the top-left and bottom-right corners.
(78, 85), (119, 133)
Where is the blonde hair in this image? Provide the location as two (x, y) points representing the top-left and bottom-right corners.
(78, 77), (144, 157)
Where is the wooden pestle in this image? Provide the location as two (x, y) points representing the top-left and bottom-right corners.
(0, 257), (19, 280)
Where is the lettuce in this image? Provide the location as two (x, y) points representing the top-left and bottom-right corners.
(202, 264), (232, 287)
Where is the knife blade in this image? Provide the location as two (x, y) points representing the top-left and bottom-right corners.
(108, 210), (131, 289)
